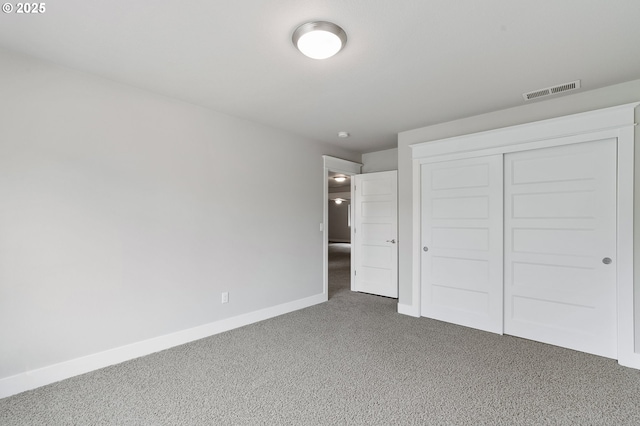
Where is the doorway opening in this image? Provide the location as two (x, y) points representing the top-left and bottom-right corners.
(322, 156), (362, 300)
(328, 171), (352, 299)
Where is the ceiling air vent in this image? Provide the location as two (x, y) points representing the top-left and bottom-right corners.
(523, 80), (581, 101)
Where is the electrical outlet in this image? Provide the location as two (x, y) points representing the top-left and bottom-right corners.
(221, 292), (229, 304)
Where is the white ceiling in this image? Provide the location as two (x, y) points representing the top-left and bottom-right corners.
(2, 1), (639, 153)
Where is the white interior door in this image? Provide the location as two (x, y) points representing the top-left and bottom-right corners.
(353, 171), (398, 298)
(504, 139), (617, 358)
(420, 155), (503, 334)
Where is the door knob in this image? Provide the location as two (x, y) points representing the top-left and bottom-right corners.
(602, 257), (612, 265)
(386, 239), (396, 244)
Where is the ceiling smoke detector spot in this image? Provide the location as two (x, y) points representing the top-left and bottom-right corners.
(523, 80), (581, 101)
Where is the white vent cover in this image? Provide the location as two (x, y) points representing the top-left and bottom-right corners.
(523, 80), (581, 101)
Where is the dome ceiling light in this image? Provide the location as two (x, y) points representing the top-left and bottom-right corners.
(292, 21), (347, 60)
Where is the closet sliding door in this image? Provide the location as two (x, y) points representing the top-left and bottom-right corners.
(412, 103), (637, 365)
(420, 155), (504, 334)
(503, 139), (618, 358)
(419, 139), (618, 356)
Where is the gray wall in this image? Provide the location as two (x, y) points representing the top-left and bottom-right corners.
(0, 48), (360, 380)
(328, 200), (351, 242)
(362, 148), (398, 173)
(398, 79), (640, 349)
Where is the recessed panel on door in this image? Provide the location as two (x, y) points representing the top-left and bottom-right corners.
(504, 139), (617, 358)
(432, 196), (490, 219)
(360, 223), (392, 243)
(361, 245), (392, 269)
(361, 178), (393, 196)
(431, 256), (490, 293)
(361, 201), (393, 217)
(431, 227), (490, 251)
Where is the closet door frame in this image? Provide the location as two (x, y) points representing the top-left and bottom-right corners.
(410, 102), (639, 368)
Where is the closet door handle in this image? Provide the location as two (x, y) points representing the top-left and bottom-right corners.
(602, 257), (612, 265)
(386, 239), (396, 244)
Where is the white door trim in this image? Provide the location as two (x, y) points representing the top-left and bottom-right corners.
(409, 102), (639, 368)
(322, 156), (362, 300)
(410, 103), (638, 159)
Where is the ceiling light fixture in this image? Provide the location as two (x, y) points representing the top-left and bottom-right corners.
(334, 198), (344, 205)
(334, 176), (347, 183)
(292, 21), (347, 60)
(337, 131), (350, 138)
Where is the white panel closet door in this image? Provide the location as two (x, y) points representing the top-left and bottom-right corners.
(353, 171), (398, 298)
(421, 155), (503, 334)
(504, 139), (617, 358)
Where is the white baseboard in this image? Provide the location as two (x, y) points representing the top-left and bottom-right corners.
(328, 239), (351, 243)
(397, 302), (420, 317)
(618, 352), (640, 370)
(0, 293), (326, 399)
